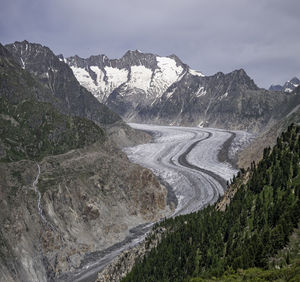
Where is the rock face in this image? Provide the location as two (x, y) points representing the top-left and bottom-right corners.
(238, 85), (300, 168)
(0, 144), (169, 282)
(66, 51), (299, 133)
(5, 41), (121, 127)
(269, 77), (300, 93)
(0, 43), (170, 281)
(136, 69), (296, 132)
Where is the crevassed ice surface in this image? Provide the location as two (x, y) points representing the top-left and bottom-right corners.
(63, 123), (253, 281)
(124, 124), (253, 215)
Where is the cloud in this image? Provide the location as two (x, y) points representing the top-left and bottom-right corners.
(1, 0), (299, 87)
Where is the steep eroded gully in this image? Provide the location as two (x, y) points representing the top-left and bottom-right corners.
(32, 164), (46, 223)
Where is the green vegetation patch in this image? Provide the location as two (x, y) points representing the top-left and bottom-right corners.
(0, 98), (105, 162)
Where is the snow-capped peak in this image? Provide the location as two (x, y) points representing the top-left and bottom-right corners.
(269, 76), (299, 93)
(66, 51), (189, 102)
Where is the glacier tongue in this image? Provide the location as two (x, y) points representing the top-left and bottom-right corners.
(124, 123), (253, 215)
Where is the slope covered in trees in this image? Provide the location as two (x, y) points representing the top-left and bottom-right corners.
(122, 124), (300, 281)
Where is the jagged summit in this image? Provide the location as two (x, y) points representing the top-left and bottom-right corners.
(290, 77), (300, 86)
(0, 42), (12, 57)
(5, 40), (121, 126)
(269, 76), (300, 93)
(10, 40), (294, 133)
(122, 49), (145, 57)
(66, 49), (193, 103)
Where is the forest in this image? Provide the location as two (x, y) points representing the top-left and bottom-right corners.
(122, 124), (300, 281)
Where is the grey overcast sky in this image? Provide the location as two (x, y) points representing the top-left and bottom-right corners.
(0, 0), (299, 88)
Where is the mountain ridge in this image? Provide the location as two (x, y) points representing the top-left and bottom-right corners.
(65, 48), (299, 133)
(5, 40), (121, 126)
(269, 76), (300, 93)
(65, 49), (194, 104)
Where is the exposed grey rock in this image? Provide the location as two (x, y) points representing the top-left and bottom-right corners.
(66, 50), (189, 104)
(269, 76), (300, 93)
(134, 69), (298, 133)
(5, 41), (151, 147)
(5, 40), (121, 126)
(238, 85), (300, 168)
(96, 227), (166, 282)
(269, 84), (284, 92)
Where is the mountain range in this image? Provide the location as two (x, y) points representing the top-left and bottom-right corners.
(65, 49), (300, 133)
(6, 40), (299, 135)
(269, 77), (300, 93)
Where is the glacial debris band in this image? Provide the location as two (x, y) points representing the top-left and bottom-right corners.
(124, 123), (253, 215)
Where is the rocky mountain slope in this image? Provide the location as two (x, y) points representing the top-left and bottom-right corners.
(238, 85), (300, 168)
(5, 41), (120, 126)
(269, 77), (300, 93)
(5, 41), (149, 147)
(66, 51), (299, 133)
(0, 43), (170, 281)
(136, 69), (298, 132)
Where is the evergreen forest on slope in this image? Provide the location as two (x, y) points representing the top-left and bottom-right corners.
(122, 124), (300, 281)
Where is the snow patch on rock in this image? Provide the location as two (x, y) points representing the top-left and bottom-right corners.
(127, 65), (152, 92)
(145, 57), (184, 100)
(71, 65), (129, 101)
(195, 86), (207, 97)
(104, 66), (128, 88)
(189, 68), (205, 77)
(70, 66), (95, 91)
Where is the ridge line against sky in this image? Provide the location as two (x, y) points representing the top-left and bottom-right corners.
(0, 0), (299, 88)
